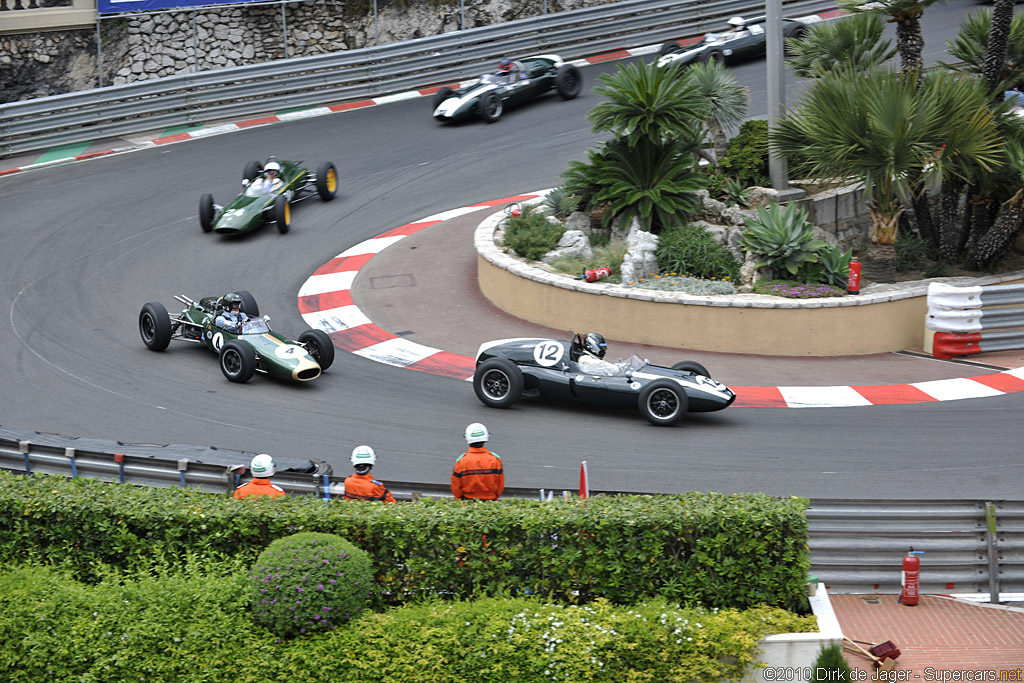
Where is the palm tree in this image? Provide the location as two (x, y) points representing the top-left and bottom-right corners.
(983, 0), (1019, 93)
(588, 59), (709, 148)
(785, 13), (896, 78)
(943, 9), (1024, 91)
(839, 0), (942, 75)
(680, 60), (748, 163)
(771, 67), (1002, 245)
(966, 127), (1024, 268)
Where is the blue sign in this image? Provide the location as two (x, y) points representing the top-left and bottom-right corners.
(98, 0), (274, 15)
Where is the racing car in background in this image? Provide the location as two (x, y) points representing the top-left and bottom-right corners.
(139, 290), (335, 383)
(472, 334), (736, 426)
(656, 16), (809, 68)
(431, 54), (582, 123)
(198, 158), (337, 236)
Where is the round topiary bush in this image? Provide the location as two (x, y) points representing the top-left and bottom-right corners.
(249, 532), (373, 638)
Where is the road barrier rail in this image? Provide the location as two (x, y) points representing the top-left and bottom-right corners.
(927, 281), (1024, 359)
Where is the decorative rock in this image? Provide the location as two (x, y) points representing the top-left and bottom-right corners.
(541, 230), (593, 264)
(619, 228), (659, 283)
(721, 205), (758, 227)
(745, 186), (781, 208)
(563, 211), (592, 233)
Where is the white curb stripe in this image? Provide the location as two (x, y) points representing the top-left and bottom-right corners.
(777, 386), (874, 408)
(300, 305), (372, 332)
(338, 235), (408, 258)
(352, 337), (442, 366)
(298, 271), (358, 297)
(912, 377), (1005, 401)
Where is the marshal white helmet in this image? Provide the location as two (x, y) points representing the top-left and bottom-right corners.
(464, 422), (489, 445)
(251, 453), (276, 477)
(351, 445), (376, 467)
(263, 161), (282, 174)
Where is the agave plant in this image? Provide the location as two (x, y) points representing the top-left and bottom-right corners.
(816, 243), (854, 288)
(740, 202), (827, 277)
(542, 186), (581, 220)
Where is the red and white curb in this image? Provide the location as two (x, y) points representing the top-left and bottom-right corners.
(298, 194), (1024, 408)
(1, 8), (846, 177)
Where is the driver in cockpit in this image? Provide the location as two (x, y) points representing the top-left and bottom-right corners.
(214, 293), (249, 333)
(576, 332), (630, 376)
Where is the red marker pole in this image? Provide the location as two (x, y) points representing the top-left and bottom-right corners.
(579, 461), (588, 499)
(847, 257), (862, 295)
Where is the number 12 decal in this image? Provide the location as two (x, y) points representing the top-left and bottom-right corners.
(533, 341), (564, 367)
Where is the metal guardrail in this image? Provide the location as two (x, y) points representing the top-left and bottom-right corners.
(927, 281), (1024, 359)
(808, 499), (1024, 599)
(0, 0), (837, 157)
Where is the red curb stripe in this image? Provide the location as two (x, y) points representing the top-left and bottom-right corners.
(969, 372), (1024, 394)
(851, 384), (937, 405)
(327, 324), (395, 352)
(312, 253), (375, 276)
(377, 220), (443, 239)
(237, 116), (280, 128)
(817, 9), (847, 19)
(419, 84), (461, 95)
(731, 386), (787, 408)
(75, 150), (116, 161)
(587, 50), (632, 63)
(0, 167), (22, 176)
(328, 100), (375, 112)
(153, 133), (194, 145)
(298, 290), (354, 315)
(470, 193), (542, 208)
(405, 351), (476, 379)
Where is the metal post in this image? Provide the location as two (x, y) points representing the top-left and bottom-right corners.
(460, 0), (464, 31)
(96, 16), (104, 88)
(373, 0), (378, 46)
(192, 13), (199, 72)
(280, 0), (289, 59)
(985, 502), (1000, 604)
(765, 0), (788, 191)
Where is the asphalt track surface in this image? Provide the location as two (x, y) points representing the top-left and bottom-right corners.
(2, 0), (1021, 499)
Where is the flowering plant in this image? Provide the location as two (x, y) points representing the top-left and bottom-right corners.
(753, 279), (846, 299)
(250, 532), (373, 638)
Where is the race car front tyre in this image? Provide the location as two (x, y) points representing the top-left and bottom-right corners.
(659, 40), (680, 57)
(243, 160), (262, 183)
(473, 358), (523, 409)
(139, 302), (172, 351)
(638, 380), (688, 426)
(316, 162), (338, 201)
(199, 194), (215, 233)
(299, 329), (335, 371)
(670, 360), (710, 378)
(555, 64), (582, 99)
(478, 92), (502, 123)
(701, 49), (725, 65)
(235, 290), (259, 317)
(274, 195), (290, 234)
(432, 86), (453, 112)
(220, 341), (257, 383)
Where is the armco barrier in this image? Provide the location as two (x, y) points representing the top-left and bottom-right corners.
(926, 281), (1024, 359)
(0, 0), (836, 157)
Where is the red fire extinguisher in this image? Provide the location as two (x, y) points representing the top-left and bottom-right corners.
(578, 267), (611, 282)
(899, 548), (922, 606)
(847, 257), (862, 295)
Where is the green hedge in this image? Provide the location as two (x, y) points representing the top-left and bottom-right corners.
(0, 563), (816, 683)
(0, 471), (810, 611)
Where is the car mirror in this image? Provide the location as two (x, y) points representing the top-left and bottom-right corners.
(263, 315), (270, 321)
(242, 179), (250, 187)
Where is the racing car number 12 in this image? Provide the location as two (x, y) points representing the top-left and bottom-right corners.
(533, 341), (564, 367)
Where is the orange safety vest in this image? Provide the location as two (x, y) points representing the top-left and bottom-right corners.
(451, 447), (504, 500)
(343, 472), (396, 502)
(233, 478), (286, 499)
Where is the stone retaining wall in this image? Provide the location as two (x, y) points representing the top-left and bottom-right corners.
(0, 0), (604, 101)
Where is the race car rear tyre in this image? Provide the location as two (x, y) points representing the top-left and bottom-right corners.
(783, 23), (808, 56)
(316, 162), (338, 201)
(139, 302), (172, 351)
(638, 380), (688, 426)
(670, 360), (710, 378)
(432, 86), (453, 111)
(659, 40), (680, 57)
(243, 160), (262, 183)
(554, 64), (582, 100)
(220, 341), (257, 383)
(299, 329), (335, 371)
(473, 358), (523, 409)
(478, 92), (502, 123)
(274, 195), (290, 234)
(701, 49), (725, 65)
(235, 290), (259, 317)
(199, 194), (215, 233)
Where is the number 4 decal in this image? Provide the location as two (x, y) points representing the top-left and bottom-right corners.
(533, 341), (564, 367)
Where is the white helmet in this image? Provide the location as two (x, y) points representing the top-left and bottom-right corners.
(351, 445), (376, 467)
(251, 453), (276, 477)
(727, 16), (745, 28)
(464, 422), (489, 445)
(264, 161), (282, 174)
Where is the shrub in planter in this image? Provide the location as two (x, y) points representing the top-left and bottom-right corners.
(502, 203), (565, 260)
(809, 642), (853, 682)
(656, 223), (740, 281)
(718, 119), (770, 188)
(250, 532), (372, 638)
